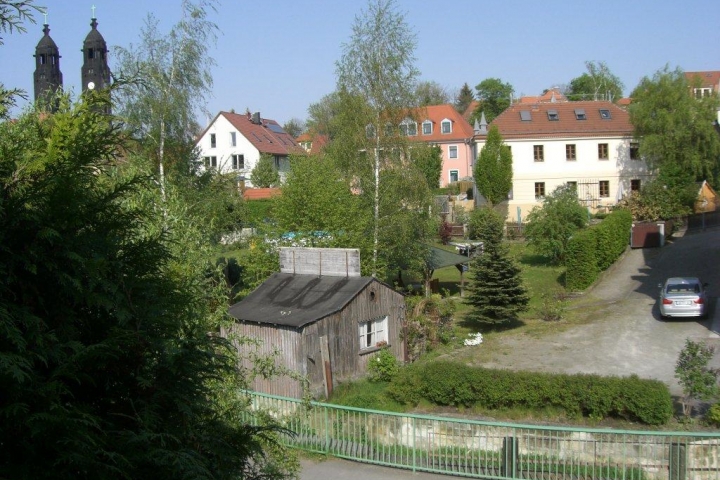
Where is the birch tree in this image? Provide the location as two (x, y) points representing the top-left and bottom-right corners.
(114, 0), (218, 201)
(334, 0), (430, 278)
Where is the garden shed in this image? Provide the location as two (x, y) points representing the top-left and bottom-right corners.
(225, 247), (405, 399)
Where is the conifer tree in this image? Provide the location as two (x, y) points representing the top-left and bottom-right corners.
(465, 208), (529, 325)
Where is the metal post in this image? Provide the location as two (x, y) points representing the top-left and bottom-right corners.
(502, 436), (518, 479)
(669, 441), (687, 480)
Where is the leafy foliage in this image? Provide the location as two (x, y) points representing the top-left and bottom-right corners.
(250, 153), (280, 188)
(411, 143), (443, 189)
(113, 0), (219, 192)
(616, 168), (697, 221)
(566, 61), (624, 101)
(524, 184), (589, 264)
(0, 93), (297, 478)
(367, 347), (400, 382)
(467, 206), (504, 244)
(629, 66), (720, 184)
(675, 339), (718, 417)
(472, 77), (515, 122)
(387, 362), (673, 425)
(402, 294), (457, 362)
(415, 80), (451, 106)
(474, 125), (512, 206)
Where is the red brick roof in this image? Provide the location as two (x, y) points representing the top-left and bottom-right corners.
(483, 100), (633, 140)
(200, 111), (304, 156)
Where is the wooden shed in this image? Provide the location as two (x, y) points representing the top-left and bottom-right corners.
(225, 247), (405, 399)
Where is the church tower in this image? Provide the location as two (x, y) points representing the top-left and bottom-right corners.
(33, 20), (63, 109)
(81, 12), (111, 95)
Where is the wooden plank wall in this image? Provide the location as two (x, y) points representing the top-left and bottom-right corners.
(223, 322), (304, 398)
(301, 281), (405, 396)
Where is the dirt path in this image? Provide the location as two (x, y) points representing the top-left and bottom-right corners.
(450, 227), (720, 396)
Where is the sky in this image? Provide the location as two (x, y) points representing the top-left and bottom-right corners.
(2, 0), (719, 127)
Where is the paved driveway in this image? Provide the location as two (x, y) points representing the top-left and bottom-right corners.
(475, 227), (720, 395)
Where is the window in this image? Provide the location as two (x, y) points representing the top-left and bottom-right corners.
(449, 170), (459, 183)
(88, 48), (95, 59)
(399, 120), (417, 136)
(210, 133), (216, 148)
(365, 124), (376, 139)
(599, 109), (611, 119)
(231, 154), (244, 170)
(574, 108), (586, 120)
(547, 109), (559, 121)
(230, 132), (237, 147)
(631, 179), (641, 191)
(630, 142), (640, 160)
(204, 156), (217, 168)
(535, 182), (546, 199)
(449, 145), (458, 159)
(598, 143), (609, 160)
(358, 316), (388, 350)
(441, 119), (452, 134)
(533, 145), (544, 162)
(520, 110), (532, 121)
(599, 180), (610, 198)
(422, 120), (433, 135)
(565, 144), (576, 161)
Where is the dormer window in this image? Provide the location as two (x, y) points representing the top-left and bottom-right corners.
(599, 109), (611, 119)
(520, 110), (532, 121)
(399, 118), (417, 136)
(422, 120), (433, 135)
(365, 124), (376, 139)
(574, 109), (586, 120)
(441, 119), (452, 134)
(547, 110), (559, 121)
(384, 123), (394, 136)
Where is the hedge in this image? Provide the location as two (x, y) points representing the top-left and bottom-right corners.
(565, 209), (632, 291)
(387, 361), (673, 425)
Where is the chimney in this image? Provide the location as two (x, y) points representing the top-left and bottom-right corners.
(252, 112), (261, 125)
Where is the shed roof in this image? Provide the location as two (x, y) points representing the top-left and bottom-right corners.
(228, 273), (377, 328)
(426, 245), (469, 270)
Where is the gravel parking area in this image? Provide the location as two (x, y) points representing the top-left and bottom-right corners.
(457, 227), (720, 396)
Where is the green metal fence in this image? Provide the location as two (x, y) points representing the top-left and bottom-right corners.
(246, 391), (720, 480)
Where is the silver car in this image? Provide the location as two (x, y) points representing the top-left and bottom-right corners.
(658, 277), (708, 318)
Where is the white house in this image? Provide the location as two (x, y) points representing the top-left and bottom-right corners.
(473, 100), (653, 222)
(195, 111), (304, 187)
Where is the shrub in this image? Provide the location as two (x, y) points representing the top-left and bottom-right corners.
(367, 347), (400, 382)
(705, 403), (720, 427)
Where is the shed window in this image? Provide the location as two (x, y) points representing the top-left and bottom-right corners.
(359, 316), (388, 350)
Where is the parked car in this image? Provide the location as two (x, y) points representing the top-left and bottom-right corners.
(658, 277), (708, 318)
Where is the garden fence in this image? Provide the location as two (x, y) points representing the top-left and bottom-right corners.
(246, 391), (720, 480)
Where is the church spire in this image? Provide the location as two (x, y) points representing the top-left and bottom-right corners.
(81, 8), (111, 100)
(33, 15), (63, 111)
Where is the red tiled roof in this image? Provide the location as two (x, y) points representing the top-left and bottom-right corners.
(685, 71), (720, 89)
(200, 111), (304, 156)
(462, 100), (479, 122)
(411, 104), (475, 142)
(243, 188), (281, 200)
(518, 88), (567, 104)
(296, 131), (328, 155)
(482, 101), (632, 140)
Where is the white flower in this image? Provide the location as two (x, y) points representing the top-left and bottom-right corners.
(464, 332), (483, 346)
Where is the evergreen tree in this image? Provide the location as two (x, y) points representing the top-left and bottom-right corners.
(0, 91), (294, 479)
(454, 82), (474, 114)
(250, 153), (280, 187)
(465, 208), (529, 325)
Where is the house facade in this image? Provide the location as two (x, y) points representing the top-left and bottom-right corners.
(685, 71), (720, 124)
(225, 248), (405, 399)
(405, 104), (475, 187)
(473, 100), (653, 222)
(195, 111), (303, 187)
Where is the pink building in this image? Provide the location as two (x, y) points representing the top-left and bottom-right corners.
(407, 104), (476, 187)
